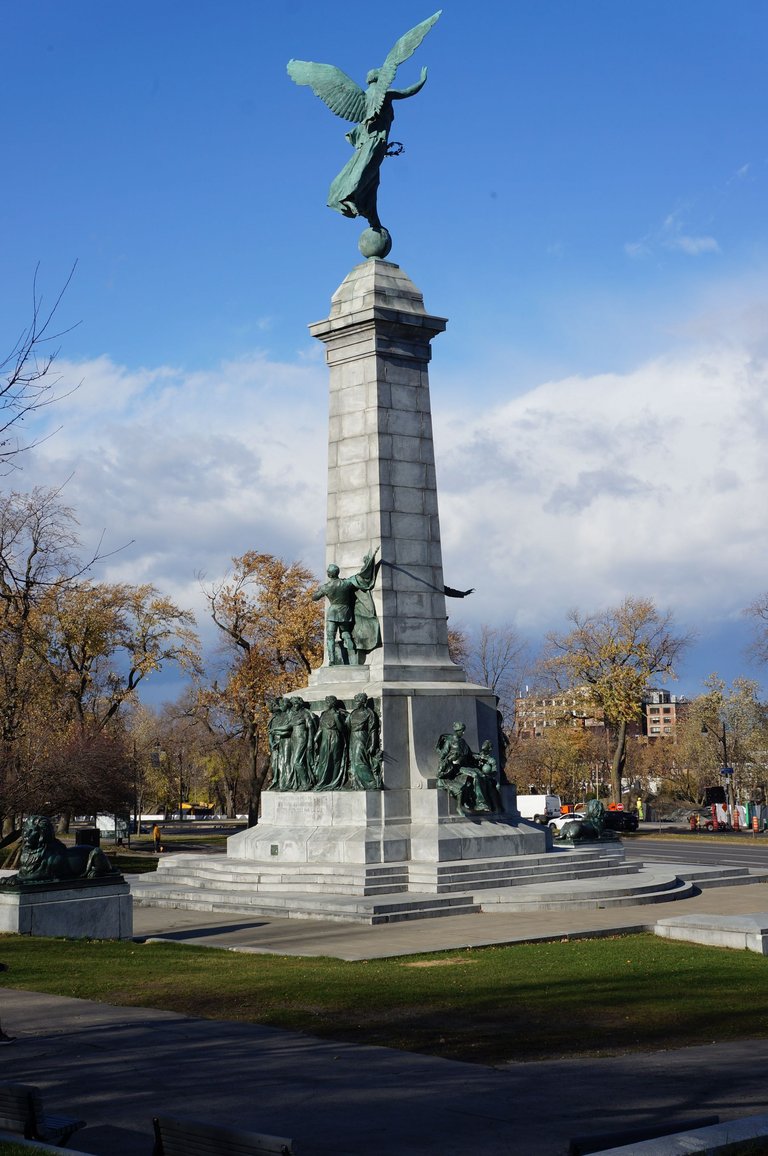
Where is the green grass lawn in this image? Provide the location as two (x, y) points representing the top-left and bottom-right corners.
(0, 1145), (54, 1155)
(3, 932), (768, 1065)
(96, 832), (230, 872)
(104, 851), (158, 874)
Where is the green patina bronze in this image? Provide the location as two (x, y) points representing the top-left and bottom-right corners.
(312, 549), (380, 667)
(281, 698), (318, 791)
(287, 11), (441, 257)
(0, 815), (120, 888)
(435, 724), (504, 818)
(347, 693), (383, 789)
(266, 695), (292, 790)
(266, 694), (382, 792)
(557, 798), (617, 842)
(314, 695), (349, 790)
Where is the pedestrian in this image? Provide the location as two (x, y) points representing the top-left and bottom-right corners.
(636, 797), (644, 821)
(152, 824), (162, 853)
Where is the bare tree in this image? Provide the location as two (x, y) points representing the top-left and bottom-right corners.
(0, 487), (196, 831)
(0, 264), (78, 469)
(447, 624), (470, 668)
(466, 624), (529, 718)
(745, 594), (768, 667)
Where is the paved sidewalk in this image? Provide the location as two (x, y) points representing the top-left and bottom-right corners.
(4, 884), (768, 1154)
(131, 878), (768, 959)
(3, 988), (768, 1156)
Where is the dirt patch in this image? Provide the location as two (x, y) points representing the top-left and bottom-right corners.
(401, 958), (479, 968)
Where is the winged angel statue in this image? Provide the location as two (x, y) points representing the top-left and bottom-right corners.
(288, 11), (441, 258)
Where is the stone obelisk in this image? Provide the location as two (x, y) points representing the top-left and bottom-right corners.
(229, 258), (546, 890)
(311, 258), (461, 686)
(305, 257), (500, 783)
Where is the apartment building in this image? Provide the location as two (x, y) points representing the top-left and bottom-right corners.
(642, 687), (688, 739)
(515, 686), (686, 741)
(514, 688), (604, 739)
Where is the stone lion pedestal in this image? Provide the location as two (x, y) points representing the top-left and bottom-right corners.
(0, 816), (132, 939)
(0, 878), (133, 939)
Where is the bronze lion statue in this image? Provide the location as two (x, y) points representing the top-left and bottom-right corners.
(2, 815), (119, 886)
(558, 798), (611, 842)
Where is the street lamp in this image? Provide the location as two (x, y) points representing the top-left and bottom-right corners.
(178, 750), (185, 822)
(701, 721), (736, 826)
(151, 742), (169, 819)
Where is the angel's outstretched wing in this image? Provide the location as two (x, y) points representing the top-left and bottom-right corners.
(367, 10), (441, 118)
(287, 60), (366, 124)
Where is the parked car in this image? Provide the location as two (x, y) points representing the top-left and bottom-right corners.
(548, 813), (584, 833)
(602, 809), (639, 832)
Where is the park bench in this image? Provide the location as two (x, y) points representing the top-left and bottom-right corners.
(152, 1115), (294, 1156)
(0, 1081), (86, 1147)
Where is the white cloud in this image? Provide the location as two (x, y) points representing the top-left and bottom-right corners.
(14, 315), (768, 701)
(667, 233), (720, 256)
(434, 336), (768, 642)
(21, 351), (328, 640)
(624, 240), (650, 260)
(626, 207), (720, 259)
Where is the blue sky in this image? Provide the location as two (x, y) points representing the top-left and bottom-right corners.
(3, 1), (768, 701)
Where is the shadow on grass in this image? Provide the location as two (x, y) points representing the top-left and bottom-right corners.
(3, 933), (768, 1065)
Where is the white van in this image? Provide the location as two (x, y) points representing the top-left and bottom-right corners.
(516, 794), (562, 824)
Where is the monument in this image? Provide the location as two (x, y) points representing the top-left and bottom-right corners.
(129, 19), (756, 920)
(224, 12), (551, 913)
(130, 13), (639, 922)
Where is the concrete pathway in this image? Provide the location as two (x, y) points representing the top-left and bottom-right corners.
(130, 878), (768, 959)
(3, 881), (768, 1155)
(3, 988), (768, 1156)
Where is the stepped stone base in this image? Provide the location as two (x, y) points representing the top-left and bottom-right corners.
(129, 850), (768, 925)
(131, 844), (624, 924)
(227, 788), (547, 893)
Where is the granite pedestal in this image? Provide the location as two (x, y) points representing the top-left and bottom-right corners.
(0, 880), (132, 939)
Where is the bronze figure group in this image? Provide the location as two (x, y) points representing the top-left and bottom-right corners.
(312, 550), (380, 666)
(435, 723), (504, 817)
(268, 693), (383, 792)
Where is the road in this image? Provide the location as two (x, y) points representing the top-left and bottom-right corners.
(625, 833), (768, 870)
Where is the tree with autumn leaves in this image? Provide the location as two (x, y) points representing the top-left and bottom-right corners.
(0, 487), (200, 832)
(200, 552), (323, 822)
(541, 596), (691, 805)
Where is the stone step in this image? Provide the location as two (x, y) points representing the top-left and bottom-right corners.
(136, 847), (633, 909)
(146, 851), (629, 899)
(129, 858), (768, 923)
(150, 855), (410, 896)
(156, 849), (624, 880)
(131, 881), (480, 925)
(155, 855), (409, 881)
(416, 861), (636, 893)
(475, 864), (768, 912)
(647, 864), (768, 887)
(480, 876), (697, 912)
(138, 872), (409, 897)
